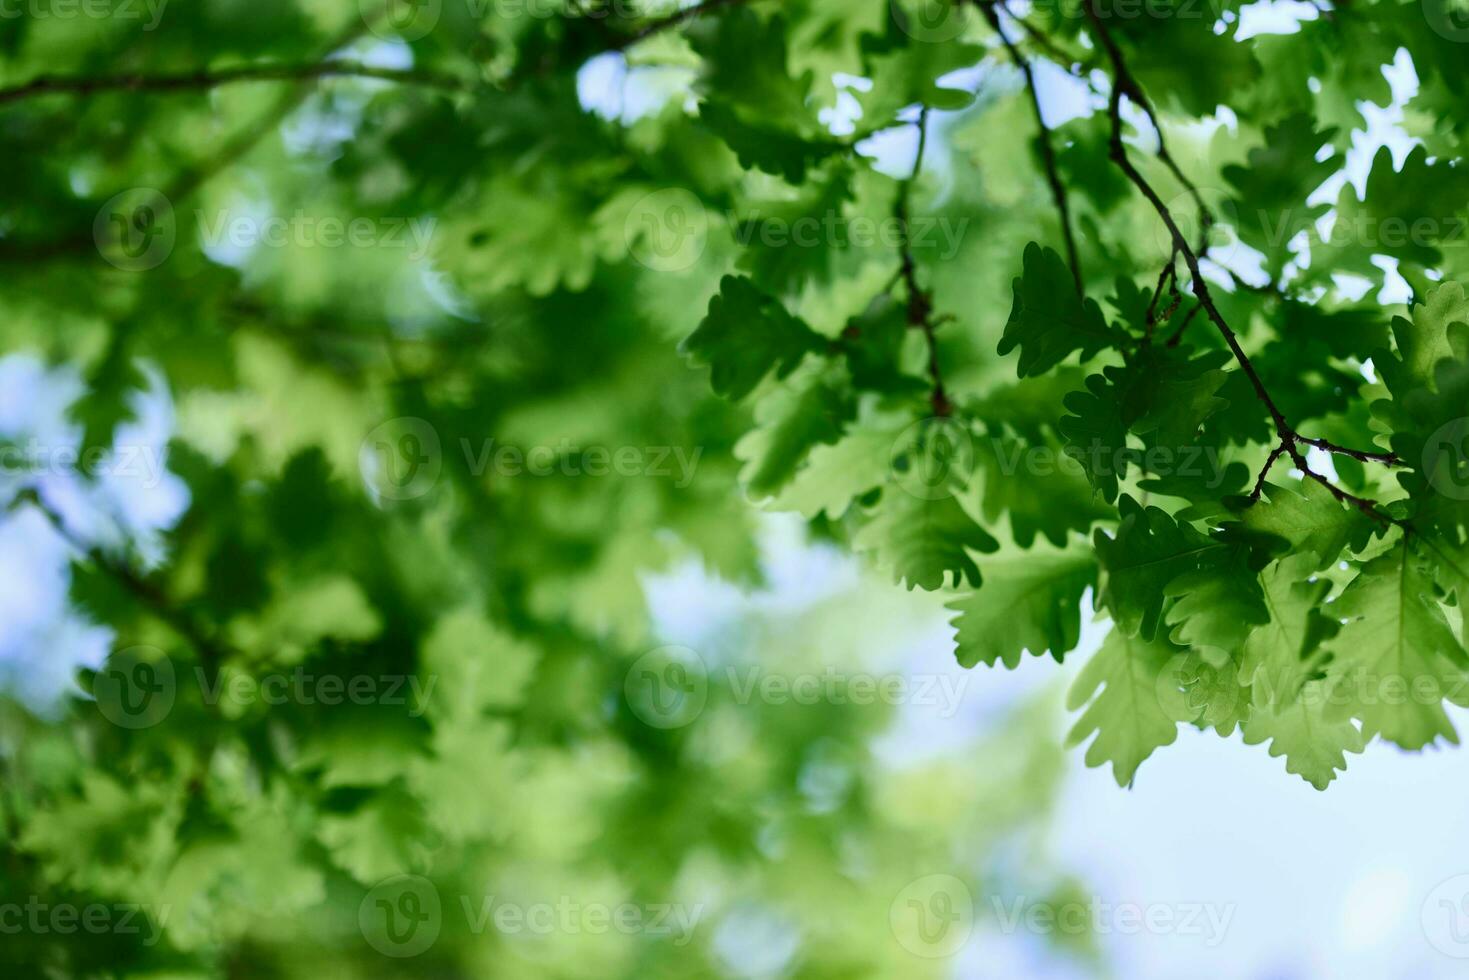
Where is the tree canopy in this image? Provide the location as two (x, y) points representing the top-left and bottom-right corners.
(3, 0), (1469, 973)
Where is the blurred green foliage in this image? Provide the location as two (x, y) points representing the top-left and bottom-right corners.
(7, 0), (1469, 971)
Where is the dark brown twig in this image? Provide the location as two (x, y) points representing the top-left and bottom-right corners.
(0, 14), (379, 265)
(1078, 6), (1212, 260)
(1006, 6), (1096, 72)
(894, 107), (950, 417)
(605, 0), (751, 49)
(979, 0), (1083, 295)
(0, 0), (752, 107)
(1144, 253), (1178, 338)
(1248, 444), (1287, 502)
(1082, 0), (1398, 518)
(13, 490), (230, 680)
(1295, 436), (1403, 466)
(1290, 447), (1397, 522)
(1164, 303), (1202, 347)
(0, 61), (466, 107)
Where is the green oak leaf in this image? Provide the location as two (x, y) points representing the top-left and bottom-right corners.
(1163, 544), (1268, 653)
(1240, 554), (1340, 709)
(769, 415), (906, 519)
(1093, 495), (1225, 642)
(1384, 343), (1469, 532)
(1242, 680), (1365, 790)
(735, 370), (855, 498)
(1059, 372), (1130, 504)
(1127, 347), (1231, 450)
(997, 242), (1113, 378)
(1323, 540), (1469, 749)
(698, 101), (845, 184)
(856, 17), (983, 130)
(854, 485), (998, 592)
(1224, 479), (1378, 570)
(1223, 113), (1337, 278)
(947, 543), (1096, 669)
(681, 275), (825, 401)
(1377, 281), (1469, 401)
(971, 426), (1114, 547)
(1066, 626), (1182, 787)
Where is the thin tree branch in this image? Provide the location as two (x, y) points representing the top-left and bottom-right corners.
(1290, 447), (1397, 523)
(605, 0), (751, 50)
(1248, 437), (1395, 521)
(165, 77), (325, 203)
(970, 0), (1104, 86)
(894, 107), (950, 417)
(1249, 443), (1287, 502)
(1081, 1), (1399, 514)
(0, 0), (754, 107)
(1081, 6), (1211, 257)
(1164, 302), (1201, 347)
(1005, 6), (1097, 72)
(1092, 53), (1286, 433)
(0, 15), (378, 264)
(0, 61), (466, 107)
(1144, 253), (1178, 338)
(13, 489), (230, 681)
(0, 1), (755, 264)
(1295, 436), (1403, 466)
(979, 0), (1083, 295)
